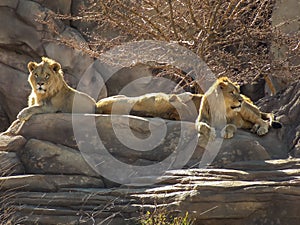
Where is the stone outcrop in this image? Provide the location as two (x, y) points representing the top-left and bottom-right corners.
(0, 0), (94, 132)
(1, 1), (300, 224)
(0, 0), (201, 133)
(258, 80), (300, 157)
(2, 159), (300, 225)
(0, 81), (299, 224)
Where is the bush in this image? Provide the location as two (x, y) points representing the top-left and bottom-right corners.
(140, 211), (194, 225)
(45, 0), (299, 92)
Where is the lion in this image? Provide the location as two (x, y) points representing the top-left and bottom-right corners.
(17, 57), (96, 121)
(195, 77), (282, 140)
(96, 92), (203, 121)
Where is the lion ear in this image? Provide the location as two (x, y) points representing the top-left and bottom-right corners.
(217, 77), (228, 89)
(28, 62), (37, 72)
(219, 80), (228, 89)
(50, 62), (61, 73)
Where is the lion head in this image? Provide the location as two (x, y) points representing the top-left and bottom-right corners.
(201, 77), (244, 125)
(217, 77), (243, 112)
(27, 57), (66, 98)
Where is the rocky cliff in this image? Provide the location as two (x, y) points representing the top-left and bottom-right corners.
(1, 1), (300, 225)
(0, 81), (300, 224)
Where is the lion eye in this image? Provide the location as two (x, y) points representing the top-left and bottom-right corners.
(45, 74), (50, 79)
(34, 74), (38, 78)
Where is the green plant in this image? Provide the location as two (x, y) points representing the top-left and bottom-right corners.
(140, 210), (194, 225)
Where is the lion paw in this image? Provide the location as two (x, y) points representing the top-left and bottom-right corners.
(257, 126), (268, 136)
(251, 124), (260, 133)
(251, 123), (268, 136)
(221, 124), (237, 139)
(197, 122), (216, 141)
(17, 108), (33, 121)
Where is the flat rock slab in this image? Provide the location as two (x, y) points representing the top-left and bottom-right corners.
(18, 113), (287, 168)
(0, 174), (104, 192)
(0, 151), (24, 175)
(6, 159), (300, 225)
(21, 139), (99, 177)
(0, 134), (26, 152)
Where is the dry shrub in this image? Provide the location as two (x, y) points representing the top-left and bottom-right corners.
(45, 0), (299, 92)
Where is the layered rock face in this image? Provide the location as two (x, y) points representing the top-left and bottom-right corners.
(0, 0), (94, 132)
(0, 81), (299, 224)
(1, 1), (300, 225)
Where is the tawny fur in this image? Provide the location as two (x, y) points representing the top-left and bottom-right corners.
(196, 77), (281, 139)
(96, 92), (203, 121)
(17, 57), (96, 121)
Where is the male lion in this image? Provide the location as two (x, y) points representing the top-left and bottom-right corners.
(196, 77), (281, 140)
(96, 92), (203, 121)
(17, 57), (96, 121)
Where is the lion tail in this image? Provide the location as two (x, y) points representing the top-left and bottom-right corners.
(261, 112), (282, 129)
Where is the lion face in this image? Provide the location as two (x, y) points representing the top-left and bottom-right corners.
(218, 77), (243, 112)
(27, 57), (64, 96)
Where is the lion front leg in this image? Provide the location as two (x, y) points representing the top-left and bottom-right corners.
(17, 105), (56, 121)
(17, 107), (37, 121)
(221, 124), (237, 139)
(196, 121), (216, 141)
(251, 121), (269, 136)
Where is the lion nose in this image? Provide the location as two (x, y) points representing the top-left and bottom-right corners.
(37, 82), (44, 86)
(238, 99), (243, 103)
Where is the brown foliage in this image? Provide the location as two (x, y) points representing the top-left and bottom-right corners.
(45, 0), (299, 89)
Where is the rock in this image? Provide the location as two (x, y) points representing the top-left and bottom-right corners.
(0, 134), (26, 152)
(224, 158), (300, 170)
(0, 1), (299, 224)
(0, 8), (42, 52)
(0, 104), (9, 132)
(18, 113), (199, 174)
(257, 81), (300, 157)
(0, 174), (104, 192)
(0, 1), (95, 131)
(16, 0), (48, 30)
(270, 0), (300, 93)
(240, 78), (265, 102)
(0, 0), (18, 8)
(103, 63), (173, 97)
(17, 113), (287, 169)
(44, 26), (94, 79)
(0, 63), (30, 121)
(21, 139), (99, 177)
(5, 159), (300, 225)
(0, 151), (24, 175)
(42, 0), (72, 15)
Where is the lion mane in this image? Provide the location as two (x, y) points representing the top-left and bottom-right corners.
(17, 57), (96, 121)
(196, 77), (281, 139)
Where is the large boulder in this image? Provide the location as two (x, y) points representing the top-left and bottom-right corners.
(16, 113), (286, 169)
(0, 80), (299, 224)
(5, 159), (300, 225)
(258, 80), (300, 157)
(0, 0), (94, 132)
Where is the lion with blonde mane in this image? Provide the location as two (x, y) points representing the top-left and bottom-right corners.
(17, 57), (96, 121)
(196, 77), (281, 140)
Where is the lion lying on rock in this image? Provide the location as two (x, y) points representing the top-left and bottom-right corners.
(17, 57), (96, 121)
(12, 57), (96, 125)
(9, 57), (280, 140)
(196, 77), (281, 139)
(5, 57), (97, 135)
(96, 92), (203, 121)
(96, 77), (281, 139)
